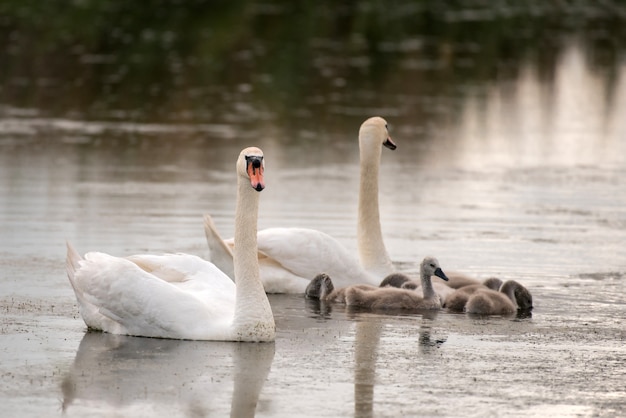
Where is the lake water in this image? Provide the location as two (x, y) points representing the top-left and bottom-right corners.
(1, 2), (625, 417)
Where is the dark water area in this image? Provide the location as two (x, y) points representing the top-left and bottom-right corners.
(1, 1), (625, 129)
(1, 1), (625, 417)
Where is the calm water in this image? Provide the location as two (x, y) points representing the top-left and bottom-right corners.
(1, 2), (625, 417)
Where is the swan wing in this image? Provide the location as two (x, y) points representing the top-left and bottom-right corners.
(254, 228), (378, 288)
(206, 222), (380, 290)
(203, 214), (236, 281)
(257, 257), (310, 293)
(69, 250), (236, 340)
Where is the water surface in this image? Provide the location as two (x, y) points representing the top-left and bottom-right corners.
(1, 2), (625, 417)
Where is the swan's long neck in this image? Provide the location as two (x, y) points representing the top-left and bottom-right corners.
(357, 140), (393, 277)
(232, 178), (275, 340)
(419, 267), (436, 300)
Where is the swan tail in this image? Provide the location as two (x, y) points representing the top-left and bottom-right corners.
(66, 242), (83, 286)
(65, 241), (89, 307)
(203, 214), (236, 280)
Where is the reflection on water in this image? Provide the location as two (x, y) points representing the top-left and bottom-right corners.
(301, 298), (451, 418)
(61, 332), (274, 417)
(451, 40), (626, 168)
(353, 320), (382, 418)
(1, 1), (625, 136)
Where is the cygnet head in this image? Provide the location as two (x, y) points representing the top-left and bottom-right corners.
(305, 273), (334, 300)
(501, 280), (533, 310)
(421, 256), (449, 281)
(379, 272), (412, 288)
(359, 116), (397, 152)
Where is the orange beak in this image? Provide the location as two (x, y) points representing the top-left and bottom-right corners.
(246, 157), (265, 191)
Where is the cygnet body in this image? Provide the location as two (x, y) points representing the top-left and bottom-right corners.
(465, 280), (533, 315)
(445, 278), (503, 312)
(379, 272), (452, 301)
(306, 257), (448, 310)
(441, 272), (482, 289)
(465, 289), (516, 315)
(308, 257), (450, 310)
(379, 273), (412, 288)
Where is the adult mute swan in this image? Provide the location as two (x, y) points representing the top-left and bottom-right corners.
(306, 257), (449, 310)
(204, 116), (397, 293)
(65, 147), (275, 341)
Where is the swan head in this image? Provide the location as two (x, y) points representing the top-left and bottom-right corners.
(239, 147), (265, 191)
(359, 116), (397, 152)
(305, 273), (334, 300)
(421, 256), (449, 281)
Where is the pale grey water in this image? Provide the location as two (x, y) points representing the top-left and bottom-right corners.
(1, 3), (626, 417)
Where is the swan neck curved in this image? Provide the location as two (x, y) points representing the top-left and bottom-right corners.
(357, 140), (393, 277)
(232, 177), (275, 340)
(500, 282), (518, 308)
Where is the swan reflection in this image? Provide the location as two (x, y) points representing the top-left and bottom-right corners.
(304, 297), (448, 418)
(61, 332), (274, 417)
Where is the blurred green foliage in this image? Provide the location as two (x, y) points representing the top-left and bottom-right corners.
(0, 0), (624, 124)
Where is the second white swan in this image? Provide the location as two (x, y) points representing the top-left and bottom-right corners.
(204, 116), (397, 293)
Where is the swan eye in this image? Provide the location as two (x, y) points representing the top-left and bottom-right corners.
(429, 263), (436, 268)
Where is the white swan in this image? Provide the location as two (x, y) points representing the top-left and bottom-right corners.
(65, 147), (275, 341)
(204, 116), (397, 293)
(306, 257), (449, 310)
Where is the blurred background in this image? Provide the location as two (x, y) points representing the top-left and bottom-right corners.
(1, 0), (625, 150)
(1, 0), (625, 260)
